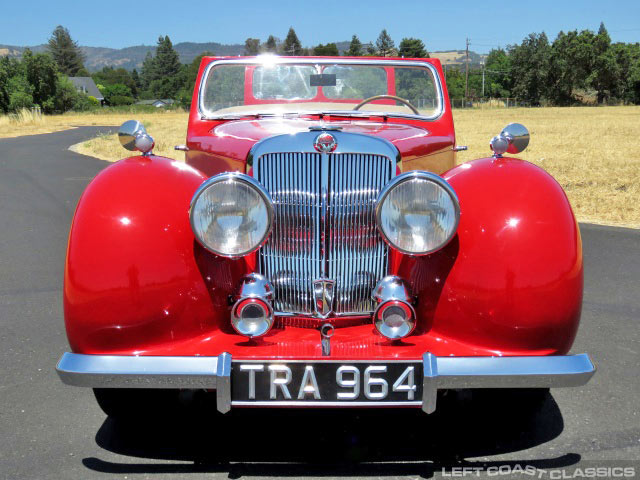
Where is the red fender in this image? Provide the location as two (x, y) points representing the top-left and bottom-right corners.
(63, 156), (253, 354)
(396, 157), (582, 355)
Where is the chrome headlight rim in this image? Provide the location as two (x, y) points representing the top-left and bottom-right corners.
(190, 172), (274, 258)
(375, 171), (460, 256)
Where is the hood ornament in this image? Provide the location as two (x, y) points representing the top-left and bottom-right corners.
(313, 132), (338, 153)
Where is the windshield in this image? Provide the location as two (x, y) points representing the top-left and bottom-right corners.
(200, 58), (442, 120)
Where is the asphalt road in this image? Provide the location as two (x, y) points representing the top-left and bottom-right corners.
(1, 128), (638, 479)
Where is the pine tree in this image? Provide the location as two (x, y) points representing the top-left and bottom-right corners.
(398, 38), (428, 58)
(154, 36), (181, 78)
(140, 36), (182, 99)
(131, 69), (142, 92)
(140, 51), (155, 90)
(591, 22), (616, 103)
(375, 29), (395, 57)
(264, 35), (278, 53)
(345, 35), (363, 56)
(47, 26), (85, 76)
(282, 28), (303, 55)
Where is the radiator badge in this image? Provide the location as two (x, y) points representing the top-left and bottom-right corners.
(313, 133), (337, 153)
(313, 278), (335, 317)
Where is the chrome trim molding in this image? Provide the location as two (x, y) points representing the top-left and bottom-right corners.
(56, 352), (233, 414)
(56, 353), (221, 390)
(216, 352), (232, 413)
(57, 352), (595, 414)
(251, 131), (398, 317)
(422, 353), (596, 413)
(198, 58), (445, 122)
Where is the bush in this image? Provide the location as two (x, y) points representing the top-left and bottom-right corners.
(108, 95), (135, 106)
(54, 74), (81, 113)
(9, 91), (34, 111)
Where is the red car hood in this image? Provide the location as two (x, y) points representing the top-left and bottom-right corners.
(187, 117), (455, 176)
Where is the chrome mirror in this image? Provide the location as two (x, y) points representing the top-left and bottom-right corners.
(501, 123), (529, 154)
(118, 120), (154, 155)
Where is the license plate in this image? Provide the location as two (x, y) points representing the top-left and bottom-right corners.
(231, 360), (423, 406)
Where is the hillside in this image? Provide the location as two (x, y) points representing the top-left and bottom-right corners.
(0, 42), (486, 71)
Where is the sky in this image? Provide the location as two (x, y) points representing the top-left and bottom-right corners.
(1, 0), (639, 53)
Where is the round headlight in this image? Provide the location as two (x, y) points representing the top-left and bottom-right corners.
(376, 171), (459, 255)
(190, 173), (273, 257)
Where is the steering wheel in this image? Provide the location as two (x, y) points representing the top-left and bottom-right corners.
(353, 95), (420, 115)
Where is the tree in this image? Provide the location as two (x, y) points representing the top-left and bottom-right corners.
(546, 29), (595, 104)
(131, 69), (142, 92)
(313, 43), (339, 56)
(177, 51), (213, 108)
(244, 38), (260, 55)
(47, 26), (85, 76)
(54, 74), (83, 112)
(509, 32), (551, 105)
(445, 67), (465, 99)
(92, 66), (137, 96)
(375, 29), (395, 57)
(264, 35), (278, 53)
(101, 83), (134, 106)
(140, 36), (182, 99)
(484, 48), (512, 97)
(23, 50), (58, 112)
(140, 51), (155, 90)
(282, 28), (303, 55)
(398, 38), (428, 58)
(345, 35), (363, 56)
(154, 36), (181, 79)
(589, 23), (617, 103)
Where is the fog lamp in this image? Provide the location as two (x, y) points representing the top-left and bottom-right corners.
(374, 300), (416, 340)
(231, 298), (274, 338)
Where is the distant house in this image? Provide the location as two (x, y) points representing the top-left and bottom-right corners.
(135, 99), (175, 108)
(69, 77), (104, 103)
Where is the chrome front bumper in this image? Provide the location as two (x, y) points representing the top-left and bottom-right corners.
(56, 352), (595, 414)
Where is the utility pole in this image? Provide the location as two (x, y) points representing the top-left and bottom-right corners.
(481, 61), (485, 97)
(465, 38), (470, 99)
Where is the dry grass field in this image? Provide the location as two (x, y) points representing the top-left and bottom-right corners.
(1, 106), (639, 227)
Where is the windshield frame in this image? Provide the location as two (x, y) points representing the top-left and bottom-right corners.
(198, 57), (445, 122)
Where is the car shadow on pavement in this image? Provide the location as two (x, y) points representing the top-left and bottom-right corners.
(82, 390), (581, 477)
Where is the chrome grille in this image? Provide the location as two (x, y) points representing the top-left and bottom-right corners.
(255, 151), (394, 316)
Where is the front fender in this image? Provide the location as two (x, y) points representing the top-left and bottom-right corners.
(397, 157), (583, 355)
(63, 156), (252, 354)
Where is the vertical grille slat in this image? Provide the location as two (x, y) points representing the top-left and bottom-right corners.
(256, 151), (393, 316)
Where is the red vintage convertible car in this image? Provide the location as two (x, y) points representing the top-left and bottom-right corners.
(56, 56), (595, 416)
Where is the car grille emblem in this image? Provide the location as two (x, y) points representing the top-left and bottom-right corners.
(313, 279), (335, 317)
(313, 133), (337, 153)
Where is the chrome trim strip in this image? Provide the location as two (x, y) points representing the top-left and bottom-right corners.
(422, 353), (596, 413)
(422, 352), (438, 413)
(435, 353), (596, 389)
(198, 58), (445, 122)
(232, 401), (423, 407)
(56, 352), (221, 389)
(57, 352), (595, 414)
(215, 352), (232, 413)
